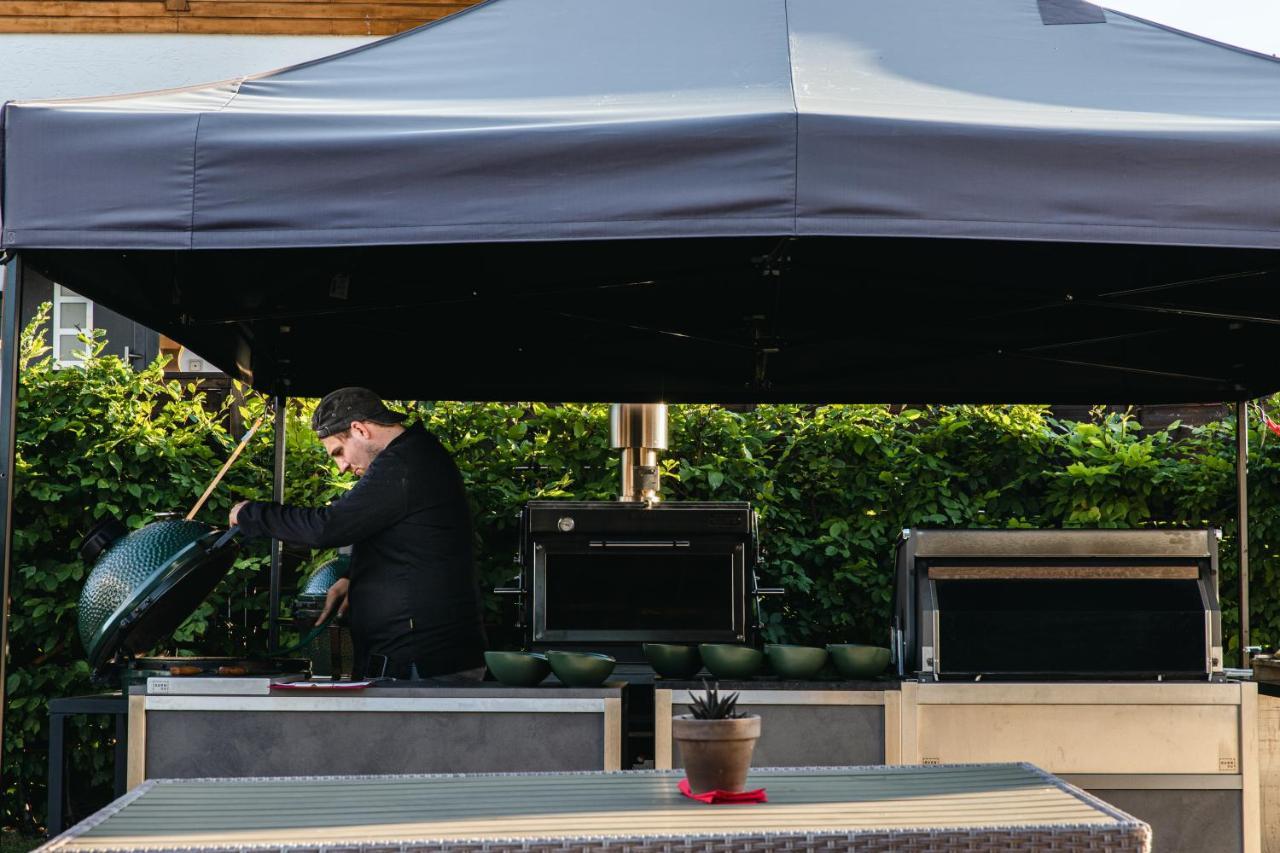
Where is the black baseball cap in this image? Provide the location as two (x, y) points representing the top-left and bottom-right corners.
(311, 387), (406, 438)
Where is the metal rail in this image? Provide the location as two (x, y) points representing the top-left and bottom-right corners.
(268, 394), (287, 650)
(1238, 399), (1250, 667)
(0, 254), (23, 789)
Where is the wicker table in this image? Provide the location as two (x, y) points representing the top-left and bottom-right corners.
(43, 763), (1149, 852)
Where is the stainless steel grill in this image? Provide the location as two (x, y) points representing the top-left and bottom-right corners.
(893, 528), (1223, 680)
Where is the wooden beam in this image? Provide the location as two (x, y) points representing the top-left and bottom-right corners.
(654, 689), (673, 770)
(176, 15), (432, 33)
(1242, 682), (1261, 853)
(883, 690), (902, 765)
(185, 2), (468, 19)
(0, 15), (177, 30)
(0, 0), (473, 33)
(126, 694), (147, 789)
(602, 697), (622, 772)
(0, 2), (170, 17)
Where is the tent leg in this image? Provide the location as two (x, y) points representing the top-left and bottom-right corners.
(1238, 399), (1250, 667)
(268, 394), (286, 650)
(0, 255), (24, 784)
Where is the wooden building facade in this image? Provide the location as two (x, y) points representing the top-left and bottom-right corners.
(0, 0), (476, 35)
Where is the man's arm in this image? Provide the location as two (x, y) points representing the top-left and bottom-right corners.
(232, 465), (408, 547)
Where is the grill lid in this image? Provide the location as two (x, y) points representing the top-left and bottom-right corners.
(294, 554), (350, 617)
(78, 519), (241, 671)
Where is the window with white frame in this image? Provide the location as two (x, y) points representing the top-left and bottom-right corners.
(53, 285), (94, 367)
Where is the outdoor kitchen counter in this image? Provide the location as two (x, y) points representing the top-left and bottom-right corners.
(127, 680), (624, 786)
(898, 680), (1259, 853)
(1251, 681), (1280, 852)
(655, 679), (900, 769)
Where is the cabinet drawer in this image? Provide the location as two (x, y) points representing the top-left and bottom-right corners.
(916, 704), (1239, 774)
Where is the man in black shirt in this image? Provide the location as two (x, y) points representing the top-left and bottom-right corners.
(230, 388), (487, 680)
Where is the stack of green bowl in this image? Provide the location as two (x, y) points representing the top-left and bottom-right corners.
(699, 644), (764, 680)
(547, 651), (617, 687)
(643, 643), (703, 679)
(764, 644), (828, 680)
(484, 651), (551, 687)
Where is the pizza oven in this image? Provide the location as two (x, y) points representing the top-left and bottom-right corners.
(496, 404), (775, 661)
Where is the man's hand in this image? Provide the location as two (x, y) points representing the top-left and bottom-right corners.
(229, 500), (250, 526)
(316, 577), (350, 625)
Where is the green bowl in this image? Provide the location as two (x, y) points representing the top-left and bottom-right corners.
(826, 644), (891, 679)
(547, 651), (616, 687)
(699, 644), (764, 680)
(484, 651), (550, 687)
(764, 644), (829, 680)
(643, 643), (703, 679)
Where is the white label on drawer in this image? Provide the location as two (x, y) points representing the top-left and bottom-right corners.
(1220, 757), (1238, 773)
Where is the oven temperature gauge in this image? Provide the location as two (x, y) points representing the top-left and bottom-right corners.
(556, 516), (575, 533)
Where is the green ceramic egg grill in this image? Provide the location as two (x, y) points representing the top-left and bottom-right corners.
(295, 554), (350, 611)
(293, 554), (354, 678)
(77, 518), (242, 672)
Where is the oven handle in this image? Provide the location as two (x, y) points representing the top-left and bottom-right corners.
(587, 540), (691, 548)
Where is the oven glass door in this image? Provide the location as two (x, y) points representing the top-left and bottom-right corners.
(532, 540), (745, 643)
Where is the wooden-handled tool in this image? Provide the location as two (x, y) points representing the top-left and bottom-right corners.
(186, 415), (266, 521)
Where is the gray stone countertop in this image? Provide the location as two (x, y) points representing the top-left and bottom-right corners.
(658, 678), (900, 691)
(366, 680), (626, 698)
(131, 680), (627, 697)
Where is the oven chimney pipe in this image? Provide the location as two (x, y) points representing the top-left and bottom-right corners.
(610, 403), (667, 505)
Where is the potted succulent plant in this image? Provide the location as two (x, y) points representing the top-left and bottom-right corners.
(672, 682), (761, 793)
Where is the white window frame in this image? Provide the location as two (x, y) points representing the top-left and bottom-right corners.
(52, 285), (94, 367)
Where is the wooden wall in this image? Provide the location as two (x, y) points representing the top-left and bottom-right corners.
(0, 0), (479, 35)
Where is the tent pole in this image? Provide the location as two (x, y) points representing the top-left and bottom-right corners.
(0, 255), (24, 785)
(268, 394), (286, 650)
(1238, 399), (1250, 667)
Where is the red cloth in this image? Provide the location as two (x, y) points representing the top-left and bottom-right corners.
(678, 778), (767, 804)
(1261, 405), (1280, 439)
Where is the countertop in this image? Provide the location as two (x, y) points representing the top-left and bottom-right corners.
(658, 678), (900, 692)
(131, 680), (626, 697)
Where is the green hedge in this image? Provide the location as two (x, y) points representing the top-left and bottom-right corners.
(3, 309), (1275, 830)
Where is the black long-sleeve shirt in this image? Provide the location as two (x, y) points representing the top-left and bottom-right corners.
(237, 425), (486, 677)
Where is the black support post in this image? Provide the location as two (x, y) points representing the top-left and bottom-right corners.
(0, 255), (23, 783)
(268, 394), (287, 650)
(1237, 399), (1250, 667)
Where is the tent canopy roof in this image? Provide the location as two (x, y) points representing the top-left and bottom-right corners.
(6, 0), (1280, 252)
(5, 0), (1280, 402)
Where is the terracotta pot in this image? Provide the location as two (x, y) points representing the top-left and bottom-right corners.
(672, 714), (762, 794)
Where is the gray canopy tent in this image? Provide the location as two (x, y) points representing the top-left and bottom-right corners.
(3, 0), (1280, 766)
